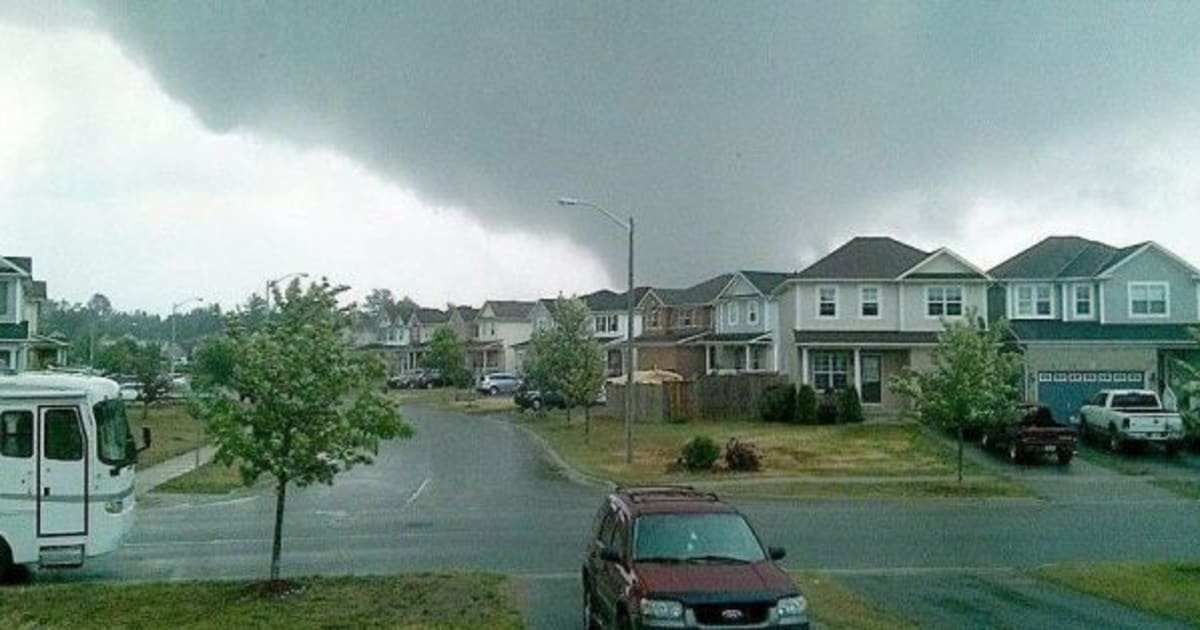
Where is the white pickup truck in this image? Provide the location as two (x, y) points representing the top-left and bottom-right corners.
(1077, 389), (1185, 454)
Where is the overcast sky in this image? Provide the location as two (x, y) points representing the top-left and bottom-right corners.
(3, 3), (1199, 314)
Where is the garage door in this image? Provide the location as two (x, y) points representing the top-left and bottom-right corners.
(1036, 371), (1145, 422)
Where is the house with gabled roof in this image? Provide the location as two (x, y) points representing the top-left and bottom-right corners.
(989, 236), (1200, 420)
(475, 300), (537, 374)
(395, 307), (451, 371)
(692, 271), (791, 374)
(582, 288), (648, 376)
(779, 237), (991, 411)
(0, 256), (68, 371)
(633, 274), (732, 378)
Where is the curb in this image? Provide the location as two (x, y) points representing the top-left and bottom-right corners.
(488, 413), (616, 490)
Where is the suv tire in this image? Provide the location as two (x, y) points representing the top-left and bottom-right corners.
(0, 539), (12, 584)
(489, 386), (499, 396)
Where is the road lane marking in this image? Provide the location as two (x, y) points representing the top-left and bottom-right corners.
(405, 477), (432, 507)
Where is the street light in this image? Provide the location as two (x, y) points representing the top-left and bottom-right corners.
(265, 272), (310, 311)
(558, 197), (636, 465)
(170, 296), (204, 469)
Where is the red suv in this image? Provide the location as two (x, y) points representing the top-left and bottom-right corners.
(582, 486), (809, 629)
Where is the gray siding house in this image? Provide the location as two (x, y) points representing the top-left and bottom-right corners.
(989, 237), (1200, 420)
(696, 271), (790, 374)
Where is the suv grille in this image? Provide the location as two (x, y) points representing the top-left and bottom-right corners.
(693, 603), (770, 625)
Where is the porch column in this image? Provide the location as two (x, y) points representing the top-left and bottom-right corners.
(800, 347), (809, 385)
(744, 345), (752, 373)
(853, 348), (863, 394)
(705, 345), (711, 374)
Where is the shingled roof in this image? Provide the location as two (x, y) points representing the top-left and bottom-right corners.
(483, 300), (537, 320)
(739, 270), (792, 294)
(653, 274), (733, 306)
(795, 237), (928, 280)
(411, 307), (450, 324)
(1, 256), (32, 274)
(989, 236), (1146, 279)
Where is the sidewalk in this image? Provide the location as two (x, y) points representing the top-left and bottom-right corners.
(136, 446), (219, 496)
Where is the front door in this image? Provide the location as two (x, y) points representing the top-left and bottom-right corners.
(860, 354), (883, 404)
(38, 406), (87, 537)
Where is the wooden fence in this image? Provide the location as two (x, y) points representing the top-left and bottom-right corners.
(602, 373), (786, 422)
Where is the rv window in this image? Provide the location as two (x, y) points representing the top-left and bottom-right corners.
(0, 410), (33, 458)
(43, 408), (84, 462)
(94, 400), (134, 465)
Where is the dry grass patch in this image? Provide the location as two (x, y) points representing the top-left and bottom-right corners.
(133, 402), (205, 469)
(155, 459), (246, 495)
(1034, 561), (1200, 625)
(722, 479), (1030, 500)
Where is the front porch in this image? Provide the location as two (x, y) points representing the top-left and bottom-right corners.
(700, 333), (775, 375)
(466, 340), (505, 375)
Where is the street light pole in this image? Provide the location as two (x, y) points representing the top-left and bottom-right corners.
(265, 272), (310, 314)
(558, 197), (636, 465)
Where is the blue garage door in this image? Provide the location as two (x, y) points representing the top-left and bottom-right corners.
(1036, 371), (1145, 422)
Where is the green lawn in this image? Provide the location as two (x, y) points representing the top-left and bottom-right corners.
(1034, 561), (1200, 625)
(155, 459), (246, 494)
(132, 402), (205, 469)
(0, 574), (522, 629)
(722, 478), (1029, 500)
(1152, 479), (1200, 501)
(792, 572), (917, 629)
(518, 414), (1007, 493)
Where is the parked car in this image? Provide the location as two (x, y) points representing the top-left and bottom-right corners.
(980, 404), (1077, 464)
(388, 370), (424, 389)
(514, 385), (567, 411)
(582, 486), (809, 629)
(1078, 389), (1185, 454)
(415, 369), (445, 389)
(477, 372), (521, 396)
(117, 382), (142, 401)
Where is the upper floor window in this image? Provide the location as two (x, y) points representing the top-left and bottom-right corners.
(679, 309), (694, 327)
(1129, 282), (1168, 317)
(1072, 285), (1093, 318)
(595, 314), (619, 333)
(727, 302), (739, 325)
(1015, 284), (1053, 318)
(817, 286), (838, 318)
(859, 286), (880, 318)
(746, 301), (759, 325)
(926, 286), (964, 318)
(648, 308), (661, 328)
(0, 280), (9, 317)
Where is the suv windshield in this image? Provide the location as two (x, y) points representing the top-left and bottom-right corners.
(634, 513), (766, 563)
(94, 399), (134, 465)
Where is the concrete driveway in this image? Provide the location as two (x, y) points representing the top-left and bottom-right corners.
(30, 407), (1200, 629)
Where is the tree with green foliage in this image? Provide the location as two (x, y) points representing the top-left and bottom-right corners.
(524, 298), (606, 435)
(191, 336), (236, 391)
(191, 279), (412, 581)
(1172, 327), (1200, 446)
(891, 311), (1022, 482)
(131, 343), (171, 421)
(421, 327), (472, 387)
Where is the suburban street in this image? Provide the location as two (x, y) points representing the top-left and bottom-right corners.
(33, 406), (1200, 629)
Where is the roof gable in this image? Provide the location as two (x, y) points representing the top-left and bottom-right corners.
(0, 256), (32, 275)
(795, 237), (928, 280)
(480, 300), (536, 320)
(1097, 241), (1200, 279)
(898, 248), (989, 280)
(654, 274), (734, 306)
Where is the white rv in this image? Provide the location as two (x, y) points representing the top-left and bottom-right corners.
(0, 373), (149, 575)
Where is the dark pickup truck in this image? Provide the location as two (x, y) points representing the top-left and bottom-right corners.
(980, 404), (1078, 465)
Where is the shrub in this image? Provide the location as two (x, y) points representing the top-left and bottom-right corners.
(816, 391), (840, 424)
(680, 436), (721, 471)
(839, 387), (865, 424)
(724, 438), (762, 472)
(759, 383), (796, 423)
(796, 385), (818, 424)
(666, 415), (690, 425)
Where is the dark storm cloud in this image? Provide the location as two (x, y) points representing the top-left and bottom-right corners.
(77, 2), (1200, 280)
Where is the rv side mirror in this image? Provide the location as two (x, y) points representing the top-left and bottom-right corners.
(139, 427), (153, 453)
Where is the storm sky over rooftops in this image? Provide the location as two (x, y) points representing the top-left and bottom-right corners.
(3, 3), (1200, 312)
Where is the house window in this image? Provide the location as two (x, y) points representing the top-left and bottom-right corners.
(536, 317), (549, 331)
(1073, 285), (1093, 318)
(1129, 282), (1168, 317)
(817, 287), (837, 318)
(811, 352), (849, 391)
(1015, 284), (1053, 318)
(746, 301), (759, 325)
(859, 286), (880, 318)
(679, 309), (694, 327)
(0, 280), (9, 317)
(648, 308), (661, 328)
(926, 286), (964, 317)
(727, 302), (739, 325)
(596, 314), (619, 333)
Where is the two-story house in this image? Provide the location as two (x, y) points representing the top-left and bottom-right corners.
(0, 256), (66, 372)
(398, 307), (450, 371)
(474, 300), (536, 373)
(696, 271), (791, 374)
(633, 274), (731, 379)
(989, 236), (1200, 420)
(583, 288), (647, 376)
(780, 237), (990, 411)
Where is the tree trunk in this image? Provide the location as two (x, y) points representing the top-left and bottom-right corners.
(142, 401), (149, 422)
(956, 423), (964, 484)
(584, 404), (591, 444)
(566, 405), (572, 425)
(270, 476), (288, 581)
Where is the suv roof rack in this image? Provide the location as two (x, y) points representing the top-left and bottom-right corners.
(615, 485), (720, 503)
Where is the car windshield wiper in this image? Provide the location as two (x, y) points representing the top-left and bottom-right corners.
(635, 556), (685, 564)
(684, 554), (752, 564)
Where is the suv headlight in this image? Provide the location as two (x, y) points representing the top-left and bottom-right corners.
(640, 598), (684, 621)
(776, 596), (808, 618)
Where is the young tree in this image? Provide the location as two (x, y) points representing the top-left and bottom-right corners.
(132, 343), (171, 421)
(1172, 327), (1200, 445)
(421, 327), (472, 387)
(191, 335), (236, 391)
(892, 311), (1022, 482)
(524, 298), (606, 436)
(192, 279), (411, 581)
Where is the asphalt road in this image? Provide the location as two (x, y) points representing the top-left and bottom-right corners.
(28, 406), (1200, 629)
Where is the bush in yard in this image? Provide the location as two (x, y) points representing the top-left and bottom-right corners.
(796, 385), (818, 424)
(816, 391), (840, 424)
(839, 387), (865, 424)
(680, 436), (721, 471)
(724, 438), (762, 472)
(759, 383), (796, 423)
